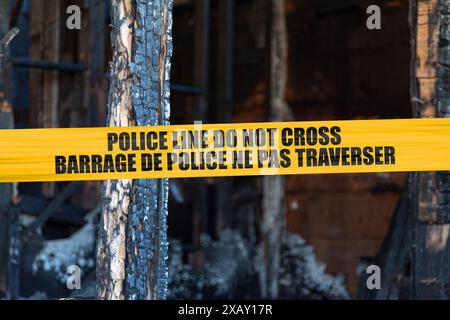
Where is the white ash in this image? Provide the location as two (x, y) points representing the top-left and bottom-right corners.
(278, 234), (350, 299)
(32, 221), (96, 284)
(168, 230), (350, 299)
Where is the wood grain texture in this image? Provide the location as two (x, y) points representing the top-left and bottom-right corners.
(97, 0), (134, 300)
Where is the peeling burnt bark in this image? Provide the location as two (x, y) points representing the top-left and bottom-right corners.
(260, 0), (287, 299)
(410, 0), (450, 299)
(97, 0), (172, 300)
(126, 0), (172, 300)
(97, 0), (134, 300)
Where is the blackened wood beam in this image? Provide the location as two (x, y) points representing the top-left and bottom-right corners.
(126, 0), (173, 300)
(260, 0), (288, 299)
(410, 0), (450, 299)
(215, 0), (234, 235)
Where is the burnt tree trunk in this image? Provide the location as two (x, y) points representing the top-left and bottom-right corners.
(410, 0), (450, 299)
(260, 0), (287, 299)
(97, 0), (173, 300)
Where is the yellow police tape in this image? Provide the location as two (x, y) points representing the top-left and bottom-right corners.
(1, 118), (450, 182)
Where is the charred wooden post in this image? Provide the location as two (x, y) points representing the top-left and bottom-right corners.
(126, 0), (172, 300)
(97, 0), (173, 300)
(260, 0), (287, 299)
(191, 0), (210, 269)
(29, 0), (61, 198)
(0, 5), (19, 295)
(410, 0), (450, 299)
(215, 0), (234, 235)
